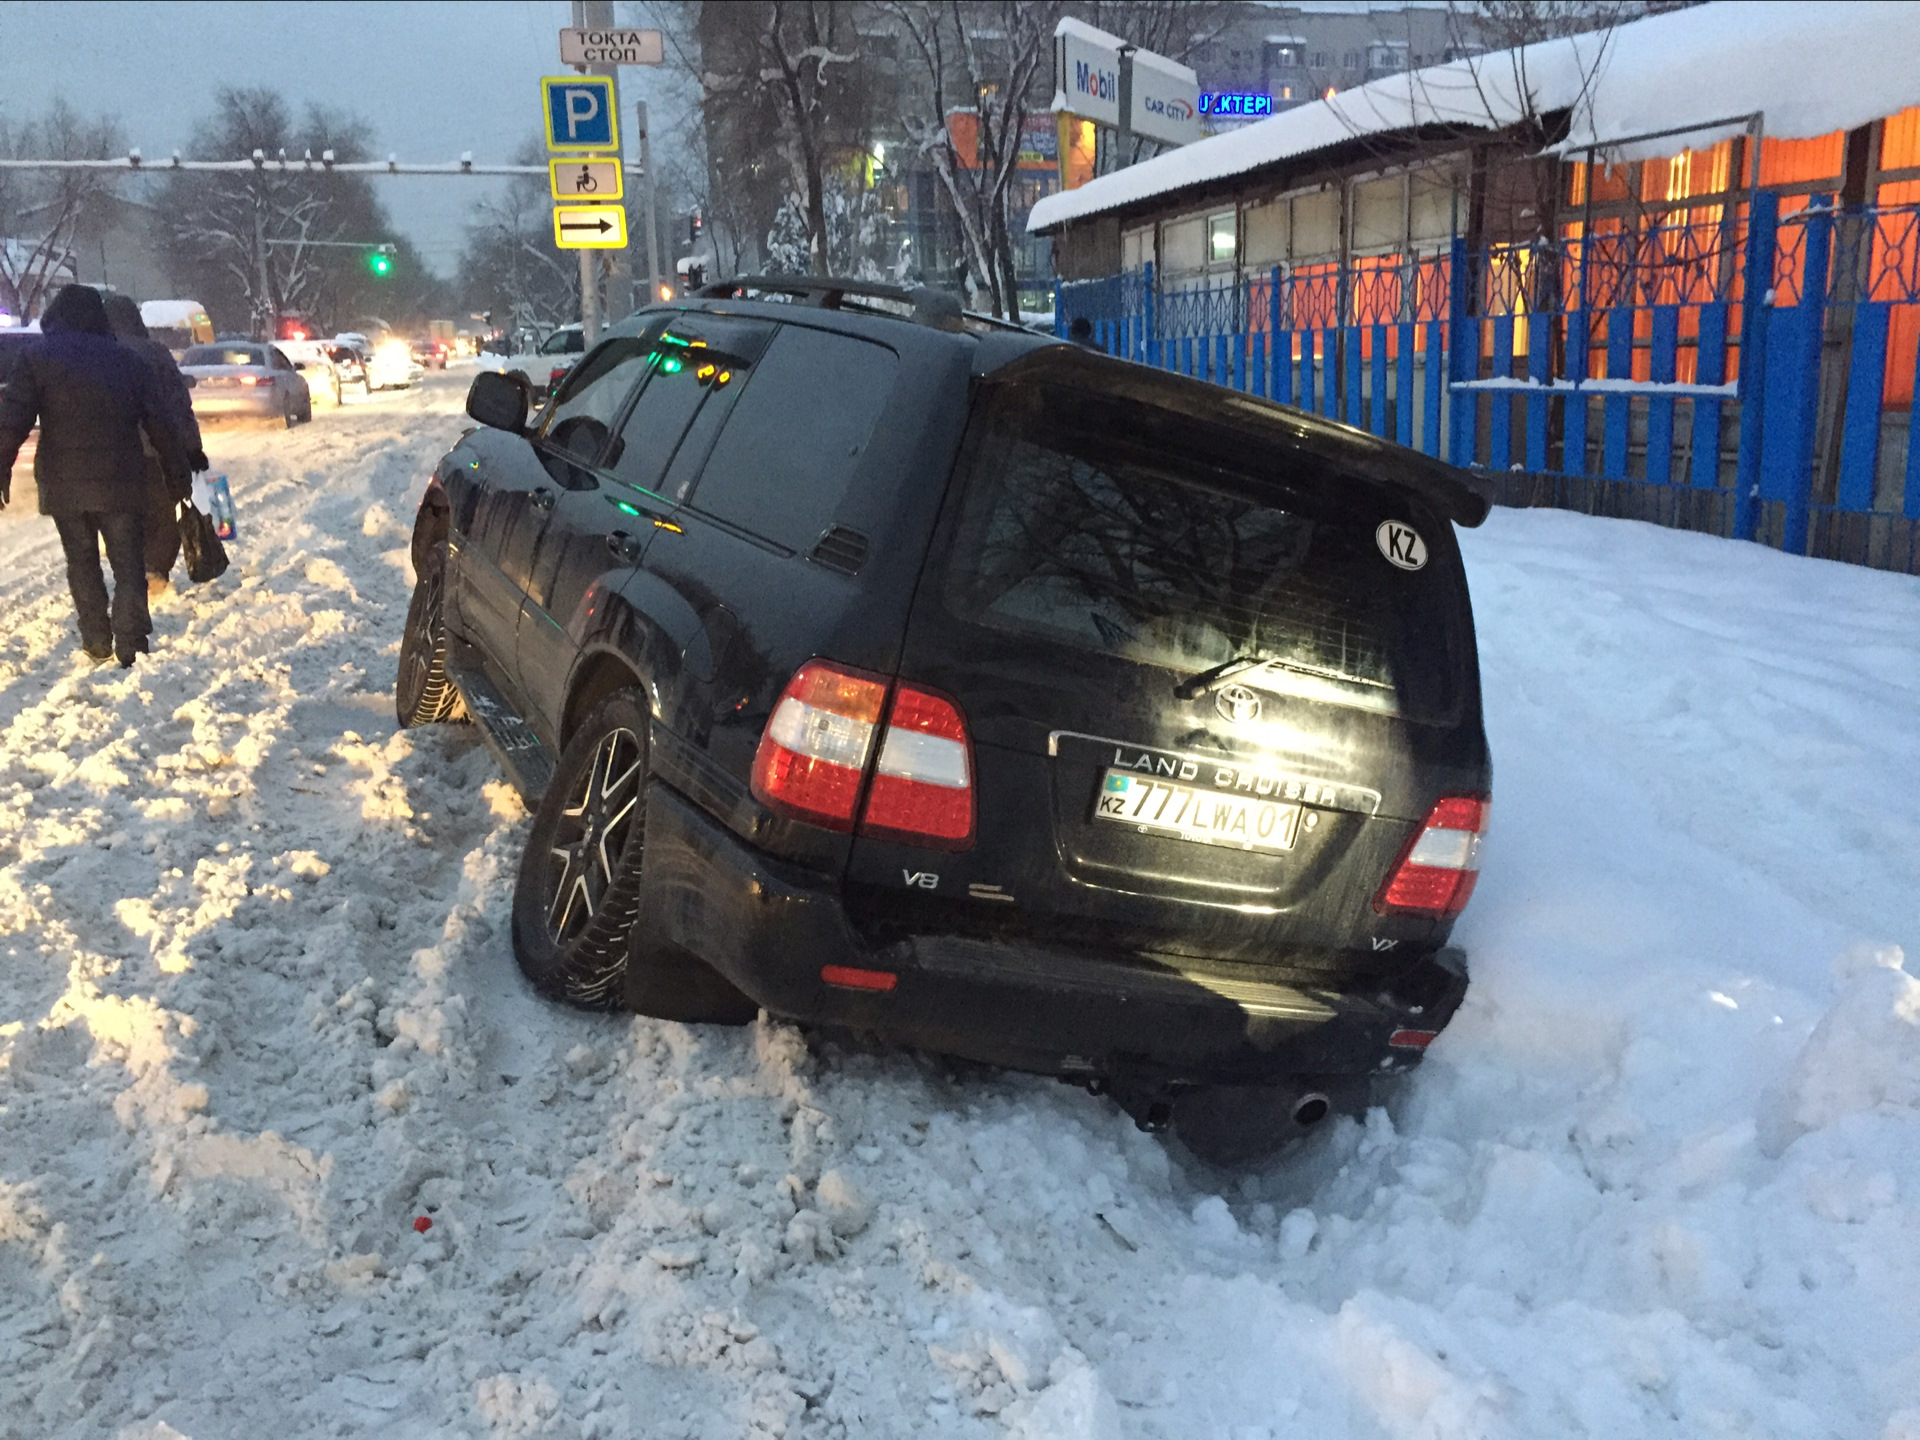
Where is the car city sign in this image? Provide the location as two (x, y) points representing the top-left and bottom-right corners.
(1052, 17), (1201, 148)
(559, 27), (663, 66)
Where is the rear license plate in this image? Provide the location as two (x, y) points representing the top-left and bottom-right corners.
(1092, 770), (1302, 853)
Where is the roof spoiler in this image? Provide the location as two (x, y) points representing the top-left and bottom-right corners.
(995, 344), (1496, 527)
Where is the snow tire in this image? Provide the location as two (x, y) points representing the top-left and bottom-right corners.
(395, 540), (467, 727)
(511, 690), (652, 1009)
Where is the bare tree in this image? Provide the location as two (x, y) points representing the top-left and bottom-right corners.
(0, 101), (125, 322)
(884, 0), (1062, 318)
(152, 90), (410, 336)
(458, 140), (583, 340)
(691, 1), (880, 275)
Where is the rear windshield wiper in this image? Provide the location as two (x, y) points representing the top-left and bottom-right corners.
(1174, 656), (1269, 700)
(1175, 654), (1380, 700)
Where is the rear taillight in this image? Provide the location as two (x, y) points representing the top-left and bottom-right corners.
(1374, 796), (1487, 918)
(750, 661), (888, 831)
(861, 684), (973, 848)
(751, 661), (975, 849)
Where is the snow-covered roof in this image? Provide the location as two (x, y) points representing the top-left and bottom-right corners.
(1030, 0), (1920, 234)
(139, 299), (209, 326)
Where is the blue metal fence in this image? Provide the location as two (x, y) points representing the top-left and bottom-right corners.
(1056, 195), (1920, 575)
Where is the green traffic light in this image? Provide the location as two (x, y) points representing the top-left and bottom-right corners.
(368, 249), (392, 277)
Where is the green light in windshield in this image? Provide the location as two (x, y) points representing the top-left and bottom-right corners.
(660, 356), (683, 374)
(612, 500), (641, 516)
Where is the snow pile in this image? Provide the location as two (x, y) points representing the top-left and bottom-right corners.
(0, 380), (1917, 1439)
(1029, 0), (1920, 233)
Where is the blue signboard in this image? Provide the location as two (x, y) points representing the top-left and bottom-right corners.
(543, 76), (619, 152)
(1200, 93), (1275, 118)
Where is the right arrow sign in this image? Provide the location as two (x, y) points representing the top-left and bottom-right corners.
(552, 203), (629, 250)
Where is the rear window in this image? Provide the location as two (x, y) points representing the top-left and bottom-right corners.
(942, 383), (1468, 722)
(183, 345), (263, 368)
(685, 325), (896, 553)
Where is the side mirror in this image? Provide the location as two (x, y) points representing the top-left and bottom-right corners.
(466, 369), (530, 433)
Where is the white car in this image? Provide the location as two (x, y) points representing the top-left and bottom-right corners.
(334, 332), (421, 391)
(476, 323), (585, 396)
(271, 338), (345, 406)
(180, 342), (311, 425)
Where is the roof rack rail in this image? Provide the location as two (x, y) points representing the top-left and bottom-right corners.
(693, 274), (964, 332)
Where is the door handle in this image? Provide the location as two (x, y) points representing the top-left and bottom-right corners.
(606, 530), (642, 564)
(529, 487), (555, 511)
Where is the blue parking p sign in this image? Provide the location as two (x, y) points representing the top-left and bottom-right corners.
(543, 76), (618, 152)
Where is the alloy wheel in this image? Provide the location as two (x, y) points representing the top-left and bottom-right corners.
(544, 727), (644, 943)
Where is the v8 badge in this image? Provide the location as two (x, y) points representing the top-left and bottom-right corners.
(1376, 520), (1428, 570)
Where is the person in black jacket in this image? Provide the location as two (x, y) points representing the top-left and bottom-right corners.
(102, 293), (208, 595)
(0, 284), (190, 666)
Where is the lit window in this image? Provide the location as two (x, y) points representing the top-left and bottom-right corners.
(1208, 213), (1237, 264)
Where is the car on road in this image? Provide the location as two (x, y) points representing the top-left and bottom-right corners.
(335, 331), (421, 391)
(476, 322), (584, 397)
(326, 343), (372, 400)
(270, 338), (345, 406)
(395, 276), (1494, 1157)
(180, 341), (311, 426)
(413, 336), (450, 370)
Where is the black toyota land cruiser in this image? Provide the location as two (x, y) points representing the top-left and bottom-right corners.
(397, 277), (1493, 1154)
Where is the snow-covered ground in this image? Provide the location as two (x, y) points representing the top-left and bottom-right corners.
(1, 376), (1916, 1440)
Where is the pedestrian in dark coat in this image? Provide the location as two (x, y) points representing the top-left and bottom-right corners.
(102, 292), (208, 591)
(0, 284), (190, 666)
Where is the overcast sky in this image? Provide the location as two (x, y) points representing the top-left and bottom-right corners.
(0, 0), (681, 275)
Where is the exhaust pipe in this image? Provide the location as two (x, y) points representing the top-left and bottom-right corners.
(1290, 1091), (1331, 1127)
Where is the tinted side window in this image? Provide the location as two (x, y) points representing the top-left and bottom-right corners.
(605, 358), (709, 497)
(686, 326), (896, 553)
(536, 337), (653, 471)
(606, 316), (776, 498)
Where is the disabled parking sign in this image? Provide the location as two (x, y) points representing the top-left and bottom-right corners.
(543, 76), (618, 152)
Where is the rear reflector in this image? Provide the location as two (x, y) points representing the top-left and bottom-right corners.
(1375, 796), (1488, 918)
(751, 661), (888, 830)
(1389, 1028), (1438, 1049)
(753, 661), (976, 850)
(860, 685), (974, 849)
(821, 965), (897, 992)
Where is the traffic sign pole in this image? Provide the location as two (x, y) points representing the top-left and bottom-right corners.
(567, 0), (620, 344)
(637, 101), (662, 304)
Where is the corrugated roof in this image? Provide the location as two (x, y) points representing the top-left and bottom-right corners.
(1029, 1), (1920, 234)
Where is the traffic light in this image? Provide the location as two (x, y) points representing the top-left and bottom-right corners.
(368, 245), (394, 278)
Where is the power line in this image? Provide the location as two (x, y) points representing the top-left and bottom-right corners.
(0, 150), (649, 178)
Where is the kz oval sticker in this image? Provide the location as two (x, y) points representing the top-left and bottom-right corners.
(1376, 520), (1428, 570)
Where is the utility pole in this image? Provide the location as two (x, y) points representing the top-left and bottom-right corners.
(1115, 44), (1137, 171)
(252, 208), (274, 339)
(572, 0), (620, 344)
(637, 100), (663, 305)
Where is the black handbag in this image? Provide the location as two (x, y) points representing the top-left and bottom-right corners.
(177, 502), (230, 584)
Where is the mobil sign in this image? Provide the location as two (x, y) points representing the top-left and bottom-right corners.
(1052, 17), (1201, 148)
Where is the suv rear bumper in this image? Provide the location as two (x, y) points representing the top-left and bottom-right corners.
(636, 781), (1469, 1085)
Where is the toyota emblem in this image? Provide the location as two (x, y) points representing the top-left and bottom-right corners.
(1214, 683), (1262, 724)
